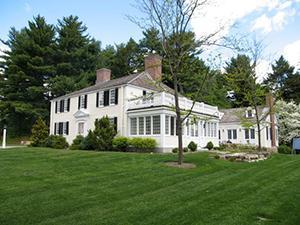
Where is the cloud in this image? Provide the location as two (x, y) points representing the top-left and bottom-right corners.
(251, 8), (295, 33)
(283, 39), (300, 69)
(191, 0), (282, 42)
(25, 3), (32, 13)
(255, 59), (272, 82)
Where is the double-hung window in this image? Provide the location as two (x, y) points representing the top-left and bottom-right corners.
(130, 118), (137, 135)
(165, 115), (170, 135)
(250, 129), (255, 139)
(152, 115), (161, 135)
(110, 89), (116, 105)
(138, 117), (144, 135)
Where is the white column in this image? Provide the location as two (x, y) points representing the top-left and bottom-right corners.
(160, 114), (165, 151)
(2, 128), (7, 148)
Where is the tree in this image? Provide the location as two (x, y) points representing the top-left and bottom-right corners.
(91, 116), (117, 151)
(263, 55), (295, 98)
(275, 100), (300, 144)
(50, 15), (100, 97)
(225, 39), (269, 150)
(130, 0), (226, 164)
(30, 117), (49, 147)
(282, 72), (300, 104)
(0, 15), (56, 136)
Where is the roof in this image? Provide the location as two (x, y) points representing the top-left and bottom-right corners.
(52, 71), (176, 100)
(220, 106), (270, 123)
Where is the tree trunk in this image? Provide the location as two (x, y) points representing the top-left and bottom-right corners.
(254, 105), (262, 151)
(173, 74), (183, 165)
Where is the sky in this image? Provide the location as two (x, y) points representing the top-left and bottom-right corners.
(0, 0), (300, 81)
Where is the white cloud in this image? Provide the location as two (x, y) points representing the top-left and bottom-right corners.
(191, 0), (282, 42)
(0, 42), (10, 56)
(256, 59), (272, 82)
(283, 39), (300, 69)
(252, 8), (295, 33)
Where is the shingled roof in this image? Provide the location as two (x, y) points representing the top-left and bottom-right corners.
(52, 71), (176, 100)
(220, 106), (270, 123)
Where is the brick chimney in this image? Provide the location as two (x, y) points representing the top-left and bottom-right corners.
(266, 93), (276, 147)
(144, 54), (162, 80)
(96, 68), (111, 84)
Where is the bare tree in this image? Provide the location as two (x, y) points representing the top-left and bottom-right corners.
(129, 0), (228, 164)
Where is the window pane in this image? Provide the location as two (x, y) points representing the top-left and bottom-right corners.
(195, 121), (199, 137)
(99, 91), (104, 106)
(165, 115), (170, 135)
(245, 129), (249, 139)
(208, 123), (211, 137)
(171, 117), (175, 135)
(251, 129), (255, 139)
(146, 116), (151, 135)
(110, 89), (115, 105)
(233, 129), (237, 139)
(130, 118), (137, 135)
(228, 130), (232, 139)
(191, 122), (194, 137)
(138, 117), (144, 135)
(152, 115), (161, 134)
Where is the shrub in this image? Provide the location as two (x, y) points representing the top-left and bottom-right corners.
(70, 135), (84, 150)
(80, 130), (95, 150)
(188, 141), (197, 152)
(129, 137), (156, 152)
(172, 148), (178, 153)
(278, 144), (292, 154)
(45, 135), (68, 149)
(30, 118), (49, 147)
(206, 141), (214, 150)
(112, 136), (130, 152)
(92, 116), (117, 151)
(214, 155), (220, 159)
(183, 147), (189, 152)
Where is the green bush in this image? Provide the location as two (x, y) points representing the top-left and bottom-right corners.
(129, 137), (156, 152)
(206, 141), (214, 150)
(30, 118), (49, 147)
(91, 117), (117, 151)
(183, 147), (189, 152)
(214, 155), (220, 159)
(45, 135), (68, 149)
(80, 130), (95, 150)
(278, 144), (292, 154)
(70, 135), (84, 150)
(112, 136), (130, 152)
(172, 148), (178, 153)
(188, 141), (197, 152)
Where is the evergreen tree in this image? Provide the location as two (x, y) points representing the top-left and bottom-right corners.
(0, 15), (56, 136)
(50, 15), (100, 97)
(264, 55), (295, 98)
(30, 117), (49, 147)
(282, 72), (300, 103)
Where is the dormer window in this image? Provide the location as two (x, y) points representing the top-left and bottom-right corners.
(246, 108), (254, 118)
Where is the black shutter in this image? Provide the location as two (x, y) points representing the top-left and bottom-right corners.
(60, 100), (64, 113)
(66, 122), (69, 135)
(96, 92), (99, 107)
(104, 90), (109, 106)
(143, 90), (147, 96)
(114, 117), (117, 132)
(67, 98), (70, 112)
(55, 101), (58, 113)
(84, 95), (88, 109)
(115, 88), (118, 105)
(54, 123), (57, 135)
(78, 96), (81, 109)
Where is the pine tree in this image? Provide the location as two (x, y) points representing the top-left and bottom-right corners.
(50, 15), (100, 97)
(264, 55), (295, 98)
(0, 15), (56, 136)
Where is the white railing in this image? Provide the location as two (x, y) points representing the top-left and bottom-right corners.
(127, 92), (219, 116)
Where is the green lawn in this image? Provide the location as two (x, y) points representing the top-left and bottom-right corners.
(1, 148), (300, 225)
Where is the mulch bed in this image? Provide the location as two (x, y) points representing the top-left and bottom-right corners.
(165, 162), (196, 169)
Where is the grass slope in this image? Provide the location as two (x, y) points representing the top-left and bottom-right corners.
(0, 148), (300, 225)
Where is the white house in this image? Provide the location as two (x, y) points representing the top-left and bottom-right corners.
(49, 54), (221, 152)
(219, 96), (278, 148)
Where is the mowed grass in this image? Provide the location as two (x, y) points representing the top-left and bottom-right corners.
(1, 148), (300, 225)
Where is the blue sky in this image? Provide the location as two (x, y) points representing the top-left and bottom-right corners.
(1, 0), (300, 80)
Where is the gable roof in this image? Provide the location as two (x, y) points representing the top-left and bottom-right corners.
(52, 71), (176, 100)
(220, 106), (270, 123)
